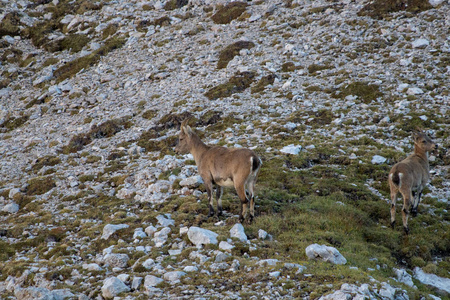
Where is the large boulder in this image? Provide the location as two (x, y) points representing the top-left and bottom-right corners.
(305, 244), (347, 265)
(101, 277), (130, 299)
(187, 226), (218, 247)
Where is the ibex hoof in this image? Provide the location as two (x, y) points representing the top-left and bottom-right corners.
(208, 205), (215, 217)
(248, 215), (254, 224)
(411, 209), (418, 217)
(403, 226), (409, 235)
(390, 221), (395, 229)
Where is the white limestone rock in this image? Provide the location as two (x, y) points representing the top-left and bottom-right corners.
(145, 225), (157, 236)
(133, 228), (147, 239)
(163, 271), (186, 283)
(142, 258), (155, 270)
(230, 223), (247, 242)
(429, 0), (445, 6)
(305, 244), (347, 265)
(131, 276), (143, 291)
(101, 224), (129, 240)
(371, 155), (387, 164)
(187, 226), (218, 247)
(179, 176), (203, 188)
(394, 268), (415, 287)
(280, 144), (302, 155)
(412, 38), (429, 49)
(414, 267), (450, 293)
(156, 214), (175, 227)
(82, 263), (102, 271)
(219, 241), (235, 251)
(104, 253), (130, 268)
(378, 282), (396, 300)
(406, 87), (424, 95)
(101, 277), (130, 299)
(144, 275), (163, 288)
(259, 259), (279, 266)
(183, 266), (199, 272)
(152, 227), (171, 247)
(2, 202), (19, 213)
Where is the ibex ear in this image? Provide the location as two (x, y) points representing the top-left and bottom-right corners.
(182, 125), (192, 136)
(185, 125), (193, 135)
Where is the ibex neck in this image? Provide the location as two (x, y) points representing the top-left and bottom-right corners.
(413, 144), (429, 162)
(190, 134), (211, 164)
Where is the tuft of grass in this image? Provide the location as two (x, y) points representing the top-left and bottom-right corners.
(26, 176), (56, 196)
(0, 115), (29, 132)
(333, 81), (383, 103)
(45, 34), (91, 53)
(164, 0), (189, 11)
(0, 79), (11, 89)
(251, 74), (275, 94)
(0, 240), (15, 262)
(54, 37), (126, 83)
(358, 0), (432, 19)
(281, 62), (298, 73)
(204, 71), (255, 100)
(42, 57), (59, 67)
(102, 24), (118, 39)
(152, 16), (171, 27)
(217, 41), (255, 69)
(157, 111), (194, 131)
(32, 156), (61, 173)
(0, 12), (21, 38)
(211, 2), (248, 24)
(137, 135), (177, 156)
(308, 64), (332, 74)
(62, 116), (132, 154)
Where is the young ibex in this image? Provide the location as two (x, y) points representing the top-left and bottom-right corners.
(175, 120), (262, 223)
(388, 130), (437, 234)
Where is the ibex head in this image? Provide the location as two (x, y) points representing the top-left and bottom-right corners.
(175, 119), (193, 154)
(412, 130), (437, 153)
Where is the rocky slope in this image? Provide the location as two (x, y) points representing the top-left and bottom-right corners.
(1, 0), (449, 299)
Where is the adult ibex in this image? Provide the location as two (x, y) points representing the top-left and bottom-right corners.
(388, 130), (437, 234)
(175, 120), (262, 223)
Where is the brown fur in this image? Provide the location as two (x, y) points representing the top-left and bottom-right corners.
(175, 122), (262, 223)
(388, 130), (437, 234)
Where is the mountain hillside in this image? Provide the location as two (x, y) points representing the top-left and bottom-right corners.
(1, 0), (449, 299)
